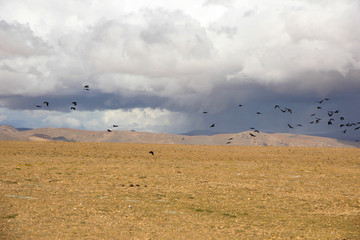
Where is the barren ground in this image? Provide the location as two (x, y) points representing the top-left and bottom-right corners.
(1, 141), (359, 239)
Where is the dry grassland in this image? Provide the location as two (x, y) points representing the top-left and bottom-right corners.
(0, 141), (359, 239)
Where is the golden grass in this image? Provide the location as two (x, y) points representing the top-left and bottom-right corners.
(1, 141), (359, 239)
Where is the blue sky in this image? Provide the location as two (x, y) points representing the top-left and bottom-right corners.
(0, 0), (360, 140)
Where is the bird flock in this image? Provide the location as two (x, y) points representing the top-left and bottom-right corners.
(34, 84), (359, 145)
(35, 85), (90, 111)
(203, 97), (360, 144)
(34, 84), (125, 134)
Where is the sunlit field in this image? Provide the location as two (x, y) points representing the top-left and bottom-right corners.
(1, 141), (359, 239)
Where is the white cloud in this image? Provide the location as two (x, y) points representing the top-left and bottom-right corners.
(0, 0), (360, 132)
(0, 107), (195, 133)
(0, 20), (49, 59)
(0, 114), (7, 122)
(100, 107), (194, 133)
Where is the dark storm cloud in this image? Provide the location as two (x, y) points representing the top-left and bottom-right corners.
(0, 91), (169, 112)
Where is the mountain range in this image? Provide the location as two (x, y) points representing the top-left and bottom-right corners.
(1, 125), (359, 148)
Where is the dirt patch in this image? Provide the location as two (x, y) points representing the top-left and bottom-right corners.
(1, 141), (359, 239)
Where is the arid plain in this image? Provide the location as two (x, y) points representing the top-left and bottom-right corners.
(1, 141), (360, 239)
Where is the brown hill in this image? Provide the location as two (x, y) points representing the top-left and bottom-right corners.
(0, 125), (358, 148)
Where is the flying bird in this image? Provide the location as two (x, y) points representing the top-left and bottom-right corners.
(256, 112), (261, 115)
(284, 108), (292, 114)
(149, 151), (154, 155)
(310, 113), (316, 117)
(210, 124), (215, 128)
(340, 117), (345, 121)
(274, 105), (280, 109)
(72, 102), (77, 106)
(288, 124), (293, 129)
(71, 107), (76, 110)
(113, 125), (118, 127)
(107, 129), (112, 132)
(83, 85), (90, 90)
(238, 104), (243, 107)
(202, 112), (208, 114)
(35, 105), (42, 108)
(43, 101), (49, 107)
(249, 133), (256, 137)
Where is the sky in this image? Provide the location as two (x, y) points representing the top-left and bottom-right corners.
(1, 0), (360, 140)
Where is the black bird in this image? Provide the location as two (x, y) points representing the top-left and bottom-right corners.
(340, 117), (345, 121)
(83, 85), (90, 90)
(210, 124), (215, 128)
(297, 124), (303, 127)
(254, 130), (260, 133)
(310, 113), (316, 117)
(107, 129), (112, 132)
(340, 124), (345, 128)
(149, 151), (154, 155)
(284, 108), (292, 114)
(328, 121), (332, 126)
(71, 107), (76, 110)
(328, 111), (333, 117)
(43, 101), (49, 106)
(35, 105), (42, 108)
(288, 124), (293, 129)
(316, 100), (324, 104)
(256, 112), (261, 115)
(354, 127), (360, 130)
(228, 138), (233, 140)
(238, 104), (243, 107)
(72, 101), (77, 106)
(250, 127), (255, 130)
(334, 110), (339, 113)
(281, 109), (287, 113)
(249, 133), (256, 137)
(274, 105), (280, 109)
(317, 106), (322, 109)
(342, 130), (347, 134)
(325, 98), (330, 101)
(113, 125), (118, 127)
(203, 111), (208, 114)
(226, 141), (231, 144)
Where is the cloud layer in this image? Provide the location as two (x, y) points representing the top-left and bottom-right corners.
(0, 0), (360, 136)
